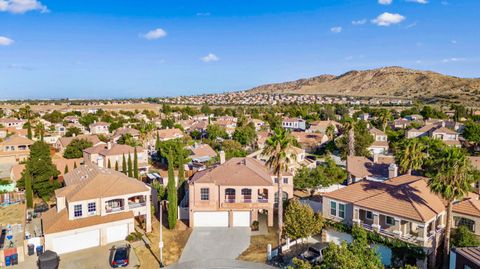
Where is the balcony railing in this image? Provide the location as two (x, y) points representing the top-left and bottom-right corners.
(258, 197), (269, 203)
(105, 206), (124, 213)
(128, 202), (146, 209)
(243, 195), (252, 203)
(225, 195), (236, 203)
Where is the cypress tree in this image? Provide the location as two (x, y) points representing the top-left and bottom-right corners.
(64, 164), (69, 174)
(122, 154), (127, 174)
(24, 167), (33, 208)
(27, 121), (32, 140)
(155, 132), (160, 151)
(73, 161), (77, 169)
(127, 153), (133, 177)
(177, 151), (185, 201)
(108, 158), (111, 169)
(115, 161), (119, 171)
(167, 150), (177, 229)
(133, 147), (139, 179)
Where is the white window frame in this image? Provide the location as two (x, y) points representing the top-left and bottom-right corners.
(338, 203), (345, 219)
(386, 216), (395, 225)
(87, 202), (96, 214)
(330, 200), (346, 219)
(74, 204), (82, 217)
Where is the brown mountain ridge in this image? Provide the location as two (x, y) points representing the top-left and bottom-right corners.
(247, 67), (480, 105)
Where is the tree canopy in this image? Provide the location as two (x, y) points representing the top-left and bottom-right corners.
(63, 138), (93, 159)
(294, 156), (346, 195)
(283, 199), (323, 240)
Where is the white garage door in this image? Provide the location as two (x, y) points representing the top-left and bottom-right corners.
(194, 212), (229, 227)
(106, 224), (129, 243)
(52, 229), (100, 254)
(232, 211), (251, 227)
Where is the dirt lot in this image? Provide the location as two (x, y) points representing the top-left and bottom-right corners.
(134, 217), (192, 268)
(0, 203), (25, 225)
(238, 226), (278, 263)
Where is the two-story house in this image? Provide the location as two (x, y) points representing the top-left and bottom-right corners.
(282, 117), (306, 131)
(89, 121), (110, 135)
(42, 164), (151, 254)
(0, 135), (34, 167)
(188, 157), (293, 227)
(0, 118), (25, 129)
(406, 123), (460, 147)
(83, 143), (149, 173)
(322, 174), (446, 262)
(367, 127), (389, 154)
(112, 127), (140, 144)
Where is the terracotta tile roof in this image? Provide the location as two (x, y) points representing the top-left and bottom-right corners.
(346, 156), (392, 179)
(283, 117), (305, 123)
(291, 132), (325, 145)
(89, 121), (110, 127)
(453, 194), (480, 218)
(432, 126), (457, 135)
(323, 175), (446, 222)
(57, 164), (149, 202)
(369, 127), (386, 136)
(99, 144), (143, 156)
(309, 120), (340, 131)
(190, 157), (277, 186)
(189, 144), (217, 159)
(452, 247), (480, 267)
(0, 127), (28, 136)
(157, 128), (184, 140)
(113, 127), (140, 137)
(42, 207), (133, 234)
(0, 135), (34, 146)
(58, 134), (102, 147)
(83, 144), (106, 154)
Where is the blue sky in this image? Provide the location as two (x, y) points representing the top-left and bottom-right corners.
(0, 0), (479, 99)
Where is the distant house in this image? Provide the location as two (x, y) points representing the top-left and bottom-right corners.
(156, 128), (184, 141)
(83, 143), (149, 173)
(0, 127), (28, 139)
(368, 127), (389, 154)
(307, 120), (340, 134)
(407, 123), (460, 147)
(112, 127), (140, 143)
(291, 131), (328, 153)
(89, 121), (110, 135)
(346, 155), (396, 182)
(0, 118), (25, 129)
(188, 157), (293, 227)
(42, 164), (151, 254)
(282, 117), (306, 131)
(0, 135), (34, 166)
(55, 134), (105, 153)
(188, 143), (217, 164)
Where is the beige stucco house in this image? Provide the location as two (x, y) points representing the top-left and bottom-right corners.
(188, 157), (293, 228)
(42, 164), (151, 254)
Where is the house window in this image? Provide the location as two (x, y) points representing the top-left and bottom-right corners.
(274, 177), (279, 183)
(88, 202), (96, 213)
(386, 216), (395, 225)
(330, 201), (337, 216)
(74, 204), (82, 217)
(338, 203), (345, 219)
(366, 211), (373, 220)
(283, 177), (289, 184)
(200, 188), (209, 201)
(455, 217), (475, 232)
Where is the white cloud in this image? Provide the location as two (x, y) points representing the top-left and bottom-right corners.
(378, 0), (393, 5)
(406, 0), (428, 4)
(372, 12), (406, 26)
(141, 28), (167, 40)
(0, 36), (14, 46)
(442, 57), (466, 63)
(201, 53), (219, 63)
(451, 40), (457, 44)
(352, 19), (367, 25)
(196, 12), (211, 16)
(0, 0), (48, 14)
(8, 64), (32, 70)
(330, 26), (342, 33)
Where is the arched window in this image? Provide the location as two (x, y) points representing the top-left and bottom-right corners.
(274, 191), (288, 204)
(241, 188), (252, 202)
(454, 217), (476, 232)
(225, 188), (236, 203)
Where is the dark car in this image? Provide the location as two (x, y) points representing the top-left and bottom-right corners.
(110, 244), (131, 268)
(298, 246), (325, 265)
(37, 250), (60, 269)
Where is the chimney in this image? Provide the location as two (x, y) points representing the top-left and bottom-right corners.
(373, 153), (379, 164)
(107, 142), (112, 150)
(388, 163), (398, 179)
(219, 151), (226, 165)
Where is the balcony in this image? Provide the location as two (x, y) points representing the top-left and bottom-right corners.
(258, 196), (269, 203)
(128, 195), (147, 209)
(243, 195), (252, 203)
(105, 199), (124, 214)
(106, 206), (124, 213)
(225, 195), (236, 203)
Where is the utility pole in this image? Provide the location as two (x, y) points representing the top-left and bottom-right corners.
(159, 200), (164, 268)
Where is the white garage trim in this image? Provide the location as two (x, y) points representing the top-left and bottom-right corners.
(193, 211), (229, 227)
(106, 224), (129, 243)
(232, 211), (251, 227)
(51, 229), (100, 254)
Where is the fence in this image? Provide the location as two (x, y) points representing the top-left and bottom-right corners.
(0, 192), (25, 206)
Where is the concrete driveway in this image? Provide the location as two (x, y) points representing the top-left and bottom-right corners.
(179, 227), (251, 263)
(12, 241), (139, 269)
(167, 259), (275, 269)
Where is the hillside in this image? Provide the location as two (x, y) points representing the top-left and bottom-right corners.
(248, 67), (480, 105)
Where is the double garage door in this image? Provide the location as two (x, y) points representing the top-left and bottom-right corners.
(51, 224), (129, 254)
(193, 211), (250, 227)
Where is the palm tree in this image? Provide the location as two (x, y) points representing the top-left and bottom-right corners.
(262, 128), (296, 250)
(325, 124), (336, 141)
(343, 119), (356, 185)
(378, 110), (392, 132)
(428, 147), (475, 266)
(396, 138), (426, 175)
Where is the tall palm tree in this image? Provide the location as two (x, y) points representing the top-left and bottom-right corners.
(396, 138), (426, 175)
(262, 128), (296, 250)
(428, 147), (475, 266)
(343, 119), (356, 185)
(378, 110), (392, 132)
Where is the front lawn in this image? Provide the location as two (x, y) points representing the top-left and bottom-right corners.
(237, 226), (278, 263)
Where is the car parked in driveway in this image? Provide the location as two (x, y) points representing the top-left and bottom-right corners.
(297, 246), (325, 265)
(110, 244), (131, 268)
